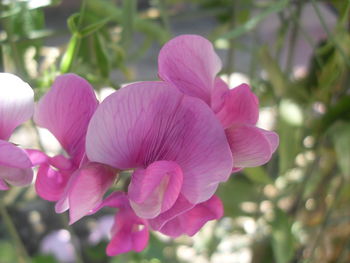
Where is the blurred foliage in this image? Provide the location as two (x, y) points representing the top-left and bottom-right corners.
(1, 0), (350, 263)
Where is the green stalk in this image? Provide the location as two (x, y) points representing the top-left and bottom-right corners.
(0, 198), (31, 263)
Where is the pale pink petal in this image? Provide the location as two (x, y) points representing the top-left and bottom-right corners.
(34, 74), (98, 163)
(26, 149), (49, 166)
(0, 73), (34, 140)
(226, 125), (278, 168)
(216, 84), (259, 128)
(211, 77), (230, 113)
(148, 194), (194, 231)
(89, 192), (128, 214)
(107, 210), (149, 256)
(35, 163), (70, 201)
(158, 35), (222, 104)
(0, 140), (33, 187)
(86, 81), (232, 204)
(0, 178), (8, 190)
(66, 163), (117, 224)
(128, 160), (183, 219)
(159, 195), (223, 237)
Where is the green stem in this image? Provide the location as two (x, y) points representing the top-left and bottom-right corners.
(0, 198), (31, 263)
(225, 1), (236, 76)
(157, 0), (171, 33)
(311, 0), (350, 67)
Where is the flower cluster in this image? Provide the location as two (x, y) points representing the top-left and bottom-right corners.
(1, 35), (278, 256)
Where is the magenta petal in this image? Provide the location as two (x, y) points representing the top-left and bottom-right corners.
(34, 74), (98, 162)
(211, 77), (230, 113)
(216, 84), (259, 128)
(66, 163), (117, 224)
(0, 140), (33, 187)
(0, 73), (34, 140)
(26, 149), (49, 166)
(226, 125), (279, 168)
(86, 81), (232, 204)
(128, 160), (183, 219)
(106, 209), (149, 256)
(159, 195), (223, 237)
(148, 194), (194, 231)
(35, 163), (70, 201)
(158, 35), (222, 104)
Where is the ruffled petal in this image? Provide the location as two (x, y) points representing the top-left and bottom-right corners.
(106, 210), (149, 256)
(86, 81), (232, 204)
(0, 140), (33, 187)
(62, 163), (117, 224)
(0, 73), (34, 140)
(128, 160), (183, 219)
(215, 84), (259, 128)
(35, 163), (70, 201)
(226, 125), (279, 168)
(159, 195), (223, 237)
(34, 74), (98, 163)
(158, 35), (222, 104)
(148, 194), (194, 231)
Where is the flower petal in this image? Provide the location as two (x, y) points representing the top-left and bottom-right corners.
(35, 163), (70, 201)
(34, 74), (98, 163)
(148, 194), (194, 231)
(106, 209), (149, 256)
(64, 163), (117, 224)
(158, 35), (222, 104)
(216, 84), (259, 128)
(0, 73), (34, 140)
(159, 195), (223, 237)
(226, 125), (279, 168)
(86, 81), (233, 204)
(128, 160), (183, 219)
(0, 140), (33, 187)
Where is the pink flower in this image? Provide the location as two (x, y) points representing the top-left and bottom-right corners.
(29, 74), (117, 216)
(0, 73), (34, 190)
(158, 35), (279, 171)
(82, 81), (232, 254)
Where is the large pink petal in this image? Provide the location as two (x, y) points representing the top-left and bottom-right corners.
(34, 74), (98, 163)
(159, 195), (223, 237)
(158, 35), (222, 104)
(128, 160), (183, 219)
(107, 209), (149, 256)
(35, 163), (70, 201)
(86, 81), (232, 204)
(226, 125), (279, 168)
(61, 163), (117, 224)
(0, 73), (34, 140)
(0, 140), (33, 187)
(216, 84), (259, 128)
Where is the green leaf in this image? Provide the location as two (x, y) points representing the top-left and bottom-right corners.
(329, 121), (350, 180)
(93, 33), (110, 78)
(218, 0), (288, 40)
(80, 17), (112, 37)
(244, 167), (273, 185)
(67, 13), (80, 34)
(271, 208), (295, 263)
(121, 0), (137, 48)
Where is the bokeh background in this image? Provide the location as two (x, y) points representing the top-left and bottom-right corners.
(1, 0), (350, 262)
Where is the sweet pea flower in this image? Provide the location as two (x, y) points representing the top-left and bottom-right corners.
(81, 81), (232, 255)
(0, 73), (34, 190)
(29, 74), (117, 215)
(158, 35), (279, 171)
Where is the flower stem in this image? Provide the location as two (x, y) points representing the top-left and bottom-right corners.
(0, 198), (31, 263)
